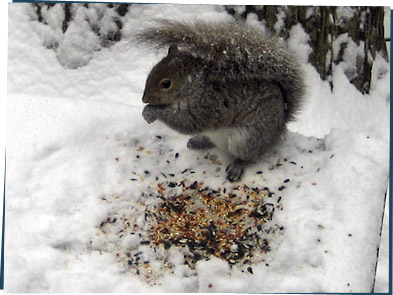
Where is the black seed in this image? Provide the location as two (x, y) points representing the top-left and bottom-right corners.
(100, 222), (104, 227)
(276, 164), (283, 167)
(140, 240), (150, 245)
(289, 161), (297, 165)
(168, 182), (177, 187)
(156, 135), (162, 139)
(161, 172), (167, 178)
(277, 196), (282, 202)
(136, 269), (140, 275)
(308, 150), (313, 153)
(130, 178), (138, 181)
(256, 171), (263, 174)
(278, 186), (286, 191)
(144, 170), (150, 174)
(190, 181), (198, 190)
(169, 173), (175, 177)
(330, 154), (335, 159)
(175, 153), (179, 158)
(283, 179), (290, 183)
(163, 241), (171, 249)
(181, 169), (189, 174)
(279, 226), (284, 230)
(127, 260), (132, 265)
(247, 267), (253, 274)
(110, 218), (117, 223)
(136, 155), (140, 158)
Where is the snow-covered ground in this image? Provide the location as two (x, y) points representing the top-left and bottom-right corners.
(5, 3), (390, 293)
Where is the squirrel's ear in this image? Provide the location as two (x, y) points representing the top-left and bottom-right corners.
(168, 45), (179, 56)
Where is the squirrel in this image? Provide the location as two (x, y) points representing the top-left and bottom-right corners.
(136, 19), (305, 182)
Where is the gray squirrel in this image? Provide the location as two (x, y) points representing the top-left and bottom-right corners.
(137, 19), (305, 182)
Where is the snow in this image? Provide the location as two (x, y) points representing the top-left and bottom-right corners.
(287, 23), (312, 65)
(273, 9), (286, 35)
(5, 3), (390, 293)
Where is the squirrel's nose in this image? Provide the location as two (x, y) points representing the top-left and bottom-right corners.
(142, 93), (149, 104)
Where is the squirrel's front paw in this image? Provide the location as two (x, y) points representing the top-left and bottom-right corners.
(187, 136), (216, 150)
(142, 105), (159, 124)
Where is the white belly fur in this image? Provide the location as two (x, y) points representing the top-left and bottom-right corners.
(202, 127), (249, 157)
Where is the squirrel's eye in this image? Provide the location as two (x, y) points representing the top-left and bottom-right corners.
(159, 78), (172, 90)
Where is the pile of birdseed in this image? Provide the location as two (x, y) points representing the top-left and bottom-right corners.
(147, 180), (276, 268)
(94, 177), (284, 284)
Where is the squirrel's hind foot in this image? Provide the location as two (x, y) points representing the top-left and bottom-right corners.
(226, 158), (248, 182)
(187, 135), (216, 150)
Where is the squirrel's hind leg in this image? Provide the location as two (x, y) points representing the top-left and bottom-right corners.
(187, 135), (216, 150)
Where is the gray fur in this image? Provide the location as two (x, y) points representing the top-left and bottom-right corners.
(137, 20), (305, 182)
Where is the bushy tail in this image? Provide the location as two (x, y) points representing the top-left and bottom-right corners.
(135, 19), (305, 121)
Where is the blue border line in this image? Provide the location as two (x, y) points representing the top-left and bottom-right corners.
(0, 153), (5, 290)
(389, 10), (392, 295)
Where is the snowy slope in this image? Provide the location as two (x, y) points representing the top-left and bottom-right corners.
(5, 3), (390, 293)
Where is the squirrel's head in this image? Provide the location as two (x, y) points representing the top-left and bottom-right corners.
(142, 45), (200, 106)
